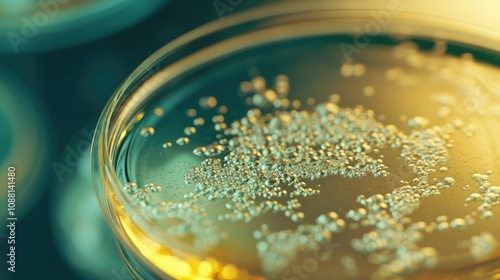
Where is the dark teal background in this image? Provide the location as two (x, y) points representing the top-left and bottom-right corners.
(0, 1), (274, 279)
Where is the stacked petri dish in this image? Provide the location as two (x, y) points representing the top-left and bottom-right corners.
(92, 1), (500, 279)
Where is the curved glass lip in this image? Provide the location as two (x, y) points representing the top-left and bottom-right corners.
(92, 0), (500, 277)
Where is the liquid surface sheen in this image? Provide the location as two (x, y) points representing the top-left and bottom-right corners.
(118, 41), (500, 279)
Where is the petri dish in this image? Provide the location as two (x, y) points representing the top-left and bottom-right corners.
(51, 125), (129, 280)
(92, 1), (500, 279)
(0, 68), (53, 220)
(0, 0), (167, 53)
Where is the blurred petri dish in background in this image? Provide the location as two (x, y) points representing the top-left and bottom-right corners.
(92, 1), (500, 279)
(0, 0), (168, 53)
(0, 67), (53, 220)
(51, 125), (130, 280)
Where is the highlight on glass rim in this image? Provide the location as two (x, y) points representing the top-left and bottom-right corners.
(1, 1), (499, 280)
